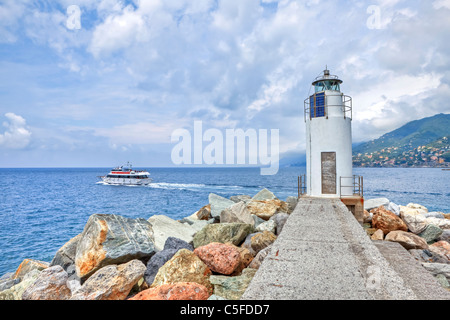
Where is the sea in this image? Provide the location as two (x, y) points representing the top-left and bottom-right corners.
(0, 167), (449, 276)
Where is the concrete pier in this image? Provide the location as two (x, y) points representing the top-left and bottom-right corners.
(242, 197), (450, 300)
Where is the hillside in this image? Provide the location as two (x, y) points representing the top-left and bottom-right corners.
(353, 113), (450, 167)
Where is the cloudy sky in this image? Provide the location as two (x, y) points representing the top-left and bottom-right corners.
(0, 0), (449, 167)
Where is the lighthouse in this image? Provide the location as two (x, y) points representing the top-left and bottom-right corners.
(303, 68), (362, 200)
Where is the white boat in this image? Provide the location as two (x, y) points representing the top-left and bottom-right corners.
(99, 162), (152, 186)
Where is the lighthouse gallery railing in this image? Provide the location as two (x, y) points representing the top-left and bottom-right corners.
(304, 92), (352, 122)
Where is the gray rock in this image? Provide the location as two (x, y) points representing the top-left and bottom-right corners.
(423, 212), (446, 219)
(144, 249), (178, 286)
(183, 219), (210, 232)
(409, 249), (449, 264)
(252, 188), (277, 201)
(75, 214), (156, 281)
(230, 195), (252, 203)
(148, 215), (197, 252)
(255, 220), (277, 233)
(248, 245), (272, 269)
(364, 198), (390, 211)
(209, 193), (235, 219)
(418, 224), (444, 244)
(51, 234), (81, 279)
(208, 294), (227, 300)
(0, 269), (41, 300)
(220, 201), (254, 225)
(67, 279), (81, 295)
(22, 265), (71, 300)
(210, 268), (257, 300)
(439, 230), (450, 242)
(193, 223), (253, 248)
(270, 212), (290, 235)
(386, 202), (400, 216)
(0, 277), (20, 292)
(163, 237), (194, 252)
(285, 196), (298, 213)
(435, 274), (450, 289)
(252, 214), (266, 229)
(421, 263), (450, 280)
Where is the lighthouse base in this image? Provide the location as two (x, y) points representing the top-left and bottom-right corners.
(340, 196), (365, 226)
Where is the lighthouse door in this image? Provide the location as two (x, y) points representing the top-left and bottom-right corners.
(321, 152), (337, 195)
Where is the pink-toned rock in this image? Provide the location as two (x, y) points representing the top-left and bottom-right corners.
(429, 241), (450, 261)
(371, 206), (408, 235)
(385, 230), (429, 250)
(128, 282), (210, 300)
(22, 265), (71, 300)
(194, 243), (241, 275)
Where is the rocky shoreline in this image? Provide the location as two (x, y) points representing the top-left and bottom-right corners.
(1, 189), (449, 300)
(0, 188), (297, 300)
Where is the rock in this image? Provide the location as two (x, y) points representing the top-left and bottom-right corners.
(129, 282), (210, 300)
(0, 269), (41, 300)
(50, 234), (81, 280)
(252, 214), (266, 229)
(242, 231), (277, 256)
(252, 188), (277, 201)
(70, 259), (146, 300)
(148, 215), (197, 252)
(407, 203), (428, 212)
(193, 223), (253, 248)
(400, 205), (428, 218)
(13, 259), (49, 280)
(435, 274), (450, 289)
(401, 212), (428, 234)
(386, 202), (400, 216)
(425, 217), (450, 229)
(0, 276), (20, 292)
(230, 195), (252, 203)
(418, 225), (444, 244)
(163, 237), (194, 252)
(423, 212), (446, 219)
(285, 196), (298, 214)
(255, 219), (277, 233)
(228, 244), (253, 276)
(444, 214), (450, 220)
(22, 265), (71, 300)
(429, 241), (450, 261)
(270, 212), (289, 235)
(248, 245), (272, 269)
(151, 249), (213, 294)
(209, 193), (235, 219)
(408, 249), (449, 264)
(421, 263), (450, 280)
(67, 279), (81, 295)
(194, 243), (241, 275)
(364, 198), (390, 211)
(75, 214), (155, 281)
(371, 206), (408, 234)
(208, 294), (227, 300)
(246, 199), (283, 221)
(220, 201), (254, 225)
(439, 230), (450, 242)
(371, 229), (384, 241)
(195, 204), (212, 220)
(385, 230), (429, 250)
(209, 268), (257, 300)
(143, 249), (178, 286)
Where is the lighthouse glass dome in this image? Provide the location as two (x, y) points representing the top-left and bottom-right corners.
(314, 80), (341, 93)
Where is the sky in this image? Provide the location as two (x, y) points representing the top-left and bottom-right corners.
(0, 0), (450, 168)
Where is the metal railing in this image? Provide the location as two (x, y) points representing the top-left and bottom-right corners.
(298, 175), (307, 198)
(304, 92), (352, 122)
(340, 175), (364, 198)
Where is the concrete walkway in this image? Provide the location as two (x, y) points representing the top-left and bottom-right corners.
(242, 197), (450, 300)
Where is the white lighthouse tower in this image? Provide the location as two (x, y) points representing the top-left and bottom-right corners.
(303, 68), (356, 198)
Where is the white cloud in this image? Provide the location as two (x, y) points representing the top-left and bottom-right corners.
(0, 113), (32, 149)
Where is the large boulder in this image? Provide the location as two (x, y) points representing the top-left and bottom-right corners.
(385, 230), (429, 250)
(429, 241), (450, 261)
(193, 223), (253, 248)
(220, 201), (254, 225)
(401, 212), (428, 234)
(70, 259), (146, 300)
(75, 214), (155, 280)
(151, 249), (213, 294)
(255, 219), (277, 233)
(408, 249), (449, 264)
(371, 206), (408, 234)
(22, 265), (71, 300)
(209, 193), (235, 219)
(285, 196), (298, 214)
(194, 243), (241, 275)
(230, 195), (252, 204)
(252, 188), (277, 201)
(406, 203), (428, 212)
(248, 245), (272, 269)
(50, 234), (81, 280)
(228, 244), (254, 276)
(129, 282), (210, 300)
(148, 215), (197, 251)
(0, 269), (41, 300)
(246, 199), (287, 221)
(270, 212), (290, 235)
(209, 268), (257, 300)
(421, 263), (450, 280)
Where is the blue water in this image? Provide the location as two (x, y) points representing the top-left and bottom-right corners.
(0, 167), (449, 276)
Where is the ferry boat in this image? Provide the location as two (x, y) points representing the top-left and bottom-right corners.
(99, 162), (152, 186)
